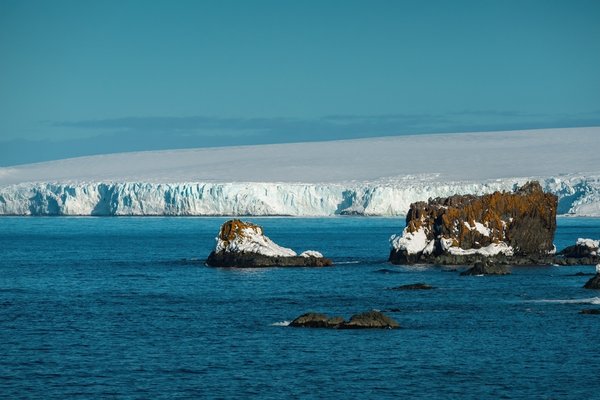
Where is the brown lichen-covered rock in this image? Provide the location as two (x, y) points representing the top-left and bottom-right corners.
(206, 219), (333, 268)
(389, 181), (557, 265)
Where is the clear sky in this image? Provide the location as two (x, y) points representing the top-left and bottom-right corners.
(1, 0), (599, 166)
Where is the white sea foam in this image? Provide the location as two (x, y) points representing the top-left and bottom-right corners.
(270, 320), (291, 327)
(529, 297), (600, 305)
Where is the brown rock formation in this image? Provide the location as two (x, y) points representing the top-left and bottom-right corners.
(389, 181), (558, 265)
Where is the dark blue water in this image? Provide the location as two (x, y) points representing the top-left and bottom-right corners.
(1, 217), (600, 399)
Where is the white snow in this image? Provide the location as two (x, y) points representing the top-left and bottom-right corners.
(390, 227), (434, 254)
(1, 127), (600, 216)
(576, 238), (599, 256)
(464, 221), (492, 236)
(445, 242), (514, 257)
(300, 250), (324, 258)
(596, 264), (600, 274)
(392, 225), (514, 257)
(576, 238), (599, 249)
(215, 226), (297, 257)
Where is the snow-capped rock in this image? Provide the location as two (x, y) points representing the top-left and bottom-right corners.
(214, 219), (297, 257)
(206, 220), (331, 267)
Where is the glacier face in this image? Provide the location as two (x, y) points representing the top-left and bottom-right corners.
(1, 175), (599, 216)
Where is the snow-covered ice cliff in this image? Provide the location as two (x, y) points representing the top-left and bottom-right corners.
(1, 128), (599, 216)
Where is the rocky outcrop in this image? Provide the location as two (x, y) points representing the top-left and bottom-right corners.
(289, 313), (345, 328)
(460, 261), (511, 276)
(389, 181), (557, 265)
(583, 266), (600, 289)
(206, 219), (332, 268)
(560, 238), (599, 258)
(580, 309), (600, 315)
(290, 311), (399, 329)
(556, 238), (600, 265)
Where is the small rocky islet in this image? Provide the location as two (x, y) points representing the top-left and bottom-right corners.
(205, 219), (332, 268)
(388, 181), (600, 267)
(289, 310), (400, 329)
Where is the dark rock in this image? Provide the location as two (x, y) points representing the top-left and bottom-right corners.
(206, 251), (332, 268)
(569, 272), (595, 276)
(460, 261), (511, 276)
(339, 311), (400, 329)
(584, 274), (600, 289)
(389, 283), (435, 290)
(289, 313), (344, 328)
(559, 240), (599, 258)
(580, 309), (600, 315)
(389, 181), (557, 265)
(289, 311), (400, 329)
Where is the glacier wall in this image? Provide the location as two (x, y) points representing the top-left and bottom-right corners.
(0, 176), (599, 216)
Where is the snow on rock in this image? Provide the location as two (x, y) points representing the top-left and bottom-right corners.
(576, 238), (600, 250)
(300, 250), (324, 258)
(446, 242), (514, 257)
(390, 227), (434, 255)
(576, 238), (599, 256)
(215, 219), (297, 257)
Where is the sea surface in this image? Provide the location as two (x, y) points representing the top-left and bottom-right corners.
(1, 216), (600, 399)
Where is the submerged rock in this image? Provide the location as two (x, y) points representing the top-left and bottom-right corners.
(389, 181), (557, 265)
(583, 270), (600, 289)
(389, 283), (435, 290)
(289, 310), (399, 329)
(580, 309), (600, 315)
(460, 261), (511, 276)
(206, 219), (332, 268)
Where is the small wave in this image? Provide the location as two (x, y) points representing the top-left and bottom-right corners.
(271, 320), (291, 327)
(529, 297), (600, 305)
(336, 261), (360, 265)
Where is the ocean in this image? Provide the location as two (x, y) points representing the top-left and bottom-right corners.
(1, 216), (600, 399)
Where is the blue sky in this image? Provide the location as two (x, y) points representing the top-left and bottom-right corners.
(1, 0), (599, 166)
